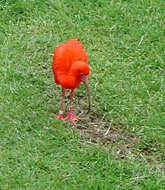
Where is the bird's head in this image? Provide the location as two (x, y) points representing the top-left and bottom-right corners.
(71, 61), (91, 112)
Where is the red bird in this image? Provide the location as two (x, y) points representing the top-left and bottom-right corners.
(52, 38), (91, 125)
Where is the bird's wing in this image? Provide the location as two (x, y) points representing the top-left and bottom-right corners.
(52, 38), (88, 74)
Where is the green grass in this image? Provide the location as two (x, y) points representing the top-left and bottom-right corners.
(0, 0), (165, 189)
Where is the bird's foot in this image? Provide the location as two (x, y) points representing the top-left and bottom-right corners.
(54, 110), (64, 120)
(64, 114), (85, 126)
(64, 106), (85, 126)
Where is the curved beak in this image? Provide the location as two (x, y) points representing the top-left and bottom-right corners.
(81, 76), (91, 113)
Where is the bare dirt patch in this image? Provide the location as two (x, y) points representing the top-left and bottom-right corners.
(74, 110), (165, 165)
(74, 111), (140, 160)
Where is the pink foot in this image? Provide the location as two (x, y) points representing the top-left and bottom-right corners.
(54, 110), (64, 120)
(64, 106), (85, 126)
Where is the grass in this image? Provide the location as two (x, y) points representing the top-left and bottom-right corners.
(0, 0), (165, 189)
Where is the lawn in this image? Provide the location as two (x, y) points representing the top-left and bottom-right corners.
(0, 0), (165, 189)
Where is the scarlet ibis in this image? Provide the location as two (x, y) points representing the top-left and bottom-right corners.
(52, 38), (91, 126)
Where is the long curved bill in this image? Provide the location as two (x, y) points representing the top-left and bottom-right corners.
(82, 77), (91, 113)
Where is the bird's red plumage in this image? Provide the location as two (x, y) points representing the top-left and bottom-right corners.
(52, 38), (89, 89)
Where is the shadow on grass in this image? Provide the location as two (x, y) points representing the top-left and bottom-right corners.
(73, 108), (165, 172)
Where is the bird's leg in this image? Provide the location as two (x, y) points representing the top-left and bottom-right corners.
(64, 89), (85, 126)
(54, 88), (65, 120)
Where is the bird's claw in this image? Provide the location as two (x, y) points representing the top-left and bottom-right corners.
(64, 114), (85, 126)
(54, 113), (64, 120)
(64, 106), (85, 126)
(54, 107), (85, 126)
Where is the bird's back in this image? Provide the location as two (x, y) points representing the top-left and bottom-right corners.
(52, 38), (88, 89)
(52, 38), (88, 75)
